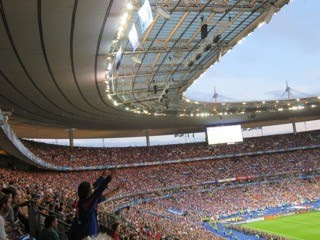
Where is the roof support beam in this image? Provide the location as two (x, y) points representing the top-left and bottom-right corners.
(151, 53), (162, 71)
(149, 12), (189, 75)
(249, 0), (257, 6)
(166, 12), (189, 44)
(118, 69), (190, 79)
(112, 86), (173, 95)
(121, 97), (159, 104)
(148, 3), (265, 13)
(142, 14), (160, 44)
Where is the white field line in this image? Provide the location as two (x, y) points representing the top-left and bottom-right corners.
(245, 226), (305, 240)
(280, 218), (319, 226)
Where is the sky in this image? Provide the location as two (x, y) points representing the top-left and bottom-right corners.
(186, 0), (320, 102)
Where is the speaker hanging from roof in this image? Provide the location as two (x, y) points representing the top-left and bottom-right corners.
(213, 35), (221, 43)
(201, 24), (208, 39)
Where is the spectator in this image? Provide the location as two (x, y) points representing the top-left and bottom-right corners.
(68, 170), (121, 240)
(0, 192), (11, 240)
(110, 222), (120, 240)
(38, 215), (60, 240)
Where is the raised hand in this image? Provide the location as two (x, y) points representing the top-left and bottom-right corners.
(101, 169), (112, 178)
(102, 168), (117, 178)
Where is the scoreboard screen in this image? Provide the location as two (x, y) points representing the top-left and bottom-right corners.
(207, 125), (243, 145)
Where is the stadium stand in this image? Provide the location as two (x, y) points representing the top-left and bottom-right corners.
(22, 130), (320, 167)
(0, 0), (318, 239)
(1, 129), (320, 239)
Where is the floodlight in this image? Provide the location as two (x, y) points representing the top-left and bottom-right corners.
(213, 35), (221, 43)
(127, 2), (133, 10)
(217, 49), (222, 62)
(265, 5), (275, 24)
(132, 56), (142, 64)
(195, 53), (202, 61)
(188, 61), (194, 68)
(157, 5), (170, 20)
(204, 44), (211, 52)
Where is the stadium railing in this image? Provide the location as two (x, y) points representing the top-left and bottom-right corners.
(28, 204), (70, 240)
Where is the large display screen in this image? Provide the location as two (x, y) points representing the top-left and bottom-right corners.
(207, 125), (243, 145)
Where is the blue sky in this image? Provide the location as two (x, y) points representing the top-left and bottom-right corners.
(186, 0), (320, 102)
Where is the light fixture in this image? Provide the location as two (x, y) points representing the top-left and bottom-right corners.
(264, 5), (275, 24)
(122, 12), (128, 21)
(187, 61), (194, 68)
(157, 5), (170, 19)
(258, 22), (265, 28)
(132, 56), (142, 64)
(217, 49), (222, 62)
(107, 63), (112, 70)
(127, 2), (133, 10)
(204, 44), (211, 52)
(120, 17), (126, 26)
(195, 53), (202, 61)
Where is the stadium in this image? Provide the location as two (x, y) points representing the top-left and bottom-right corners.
(0, 0), (320, 239)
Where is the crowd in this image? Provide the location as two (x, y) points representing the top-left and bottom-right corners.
(22, 130), (320, 167)
(1, 148), (320, 198)
(0, 149), (320, 239)
(3, 164), (318, 240)
(0, 166), (226, 240)
(0, 130), (319, 239)
(105, 178), (320, 240)
(114, 177), (320, 240)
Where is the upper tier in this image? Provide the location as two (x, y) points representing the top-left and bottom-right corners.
(22, 130), (320, 167)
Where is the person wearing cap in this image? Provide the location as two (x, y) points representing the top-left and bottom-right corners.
(0, 191), (12, 240)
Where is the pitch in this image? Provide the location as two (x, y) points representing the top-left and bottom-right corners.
(242, 211), (320, 240)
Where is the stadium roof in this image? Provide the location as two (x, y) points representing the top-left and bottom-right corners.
(1, 0), (320, 138)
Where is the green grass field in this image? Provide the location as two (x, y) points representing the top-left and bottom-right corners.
(242, 211), (320, 240)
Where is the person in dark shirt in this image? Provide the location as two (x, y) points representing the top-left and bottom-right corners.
(68, 169), (121, 240)
(38, 215), (60, 240)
